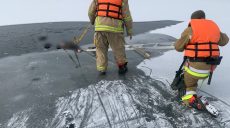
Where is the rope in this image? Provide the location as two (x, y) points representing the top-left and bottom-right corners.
(73, 24), (91, 44)
(64, 23), (91, 68)
(74, 50), (81, 67)
(64, 50), (79, 68)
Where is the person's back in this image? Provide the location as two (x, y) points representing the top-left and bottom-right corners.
(88, 0), (133, 75)
(88, 0), (132, 35)
(174, 10), (229, 109)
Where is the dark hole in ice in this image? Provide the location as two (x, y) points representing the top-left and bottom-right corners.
(44, 43), (52, 49)
(38, 36), (47, 41)
(32, 78), (41, 81)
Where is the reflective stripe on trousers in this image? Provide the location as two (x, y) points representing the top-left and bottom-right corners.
(182, 90), (196, 101)
(97, 66), (106, 72)
(182, 94), (193, 101)
(184, 66), (210, 78)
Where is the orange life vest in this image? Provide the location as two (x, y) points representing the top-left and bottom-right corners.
(184, 19), (221, 58)
(96, 0), (123, 20)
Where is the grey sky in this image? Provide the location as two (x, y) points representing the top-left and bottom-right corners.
(0, 0), (229, 26)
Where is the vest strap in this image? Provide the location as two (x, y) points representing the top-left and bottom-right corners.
(96, 2), (122, 20)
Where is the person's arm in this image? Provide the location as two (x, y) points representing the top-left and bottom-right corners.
(218, 32), (229, 46)
(88, 0), (97, 25)
(122, 0), (133, 39)
(174, 27), (192, 52)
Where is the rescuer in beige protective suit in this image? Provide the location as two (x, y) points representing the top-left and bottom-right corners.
(174, 10), (229, 109)
(88, 0), (133, 75)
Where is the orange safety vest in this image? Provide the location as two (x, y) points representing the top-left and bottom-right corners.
(96, 0), (123, 20)
(185, 19), (221, 58)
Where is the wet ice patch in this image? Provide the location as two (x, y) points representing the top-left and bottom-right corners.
(11, 94), (26, 102)
(150, 22), (188, 38)
(137, 50), (183, 83)
(26, 60), (47, 70)
(126, 33), (176, 45)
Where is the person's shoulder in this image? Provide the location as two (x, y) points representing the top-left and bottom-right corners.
(182, 27), (192, 36)
(187, 27), (192, 32)
(91, 0), (97, 4)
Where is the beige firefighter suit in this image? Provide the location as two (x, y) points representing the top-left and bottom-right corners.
(175, 27), (229, 92)
(88, 0), (133, 72)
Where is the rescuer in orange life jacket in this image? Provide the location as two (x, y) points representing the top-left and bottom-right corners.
(88, 0), (133, 75)
(174, 10), (229, 109)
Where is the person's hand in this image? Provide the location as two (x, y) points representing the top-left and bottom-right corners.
(91, 21), (95, 25)
(127, 32), (132, 40)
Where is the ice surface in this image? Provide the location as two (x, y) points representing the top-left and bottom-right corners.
(1, 44), (230, 127)
(0, 21), (181, 127)
(46, 79), (230, 128)
(5, 78), (229, 128)
(1, 0), (230, 127)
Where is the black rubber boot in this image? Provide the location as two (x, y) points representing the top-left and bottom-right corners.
(98, 71), (106, 76)
(118, 63), (128, 75)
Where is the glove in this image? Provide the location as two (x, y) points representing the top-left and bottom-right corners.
(127, 31), (132, 40)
